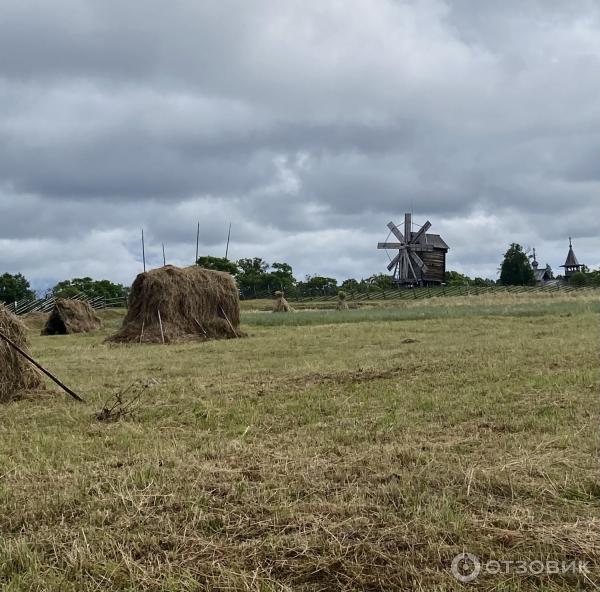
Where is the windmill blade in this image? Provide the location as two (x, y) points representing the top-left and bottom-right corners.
(404, 213), (412, 243)
(400, 250), (409, 280)
(378, 242), (403, 249)
(406, 250), (418, 280)
(396, 249), (405, 280)
(387, 252), (402, 272)
(387, 221), (404, 243)
(410, 221), (432, 244)
(409, 250), (428, 273)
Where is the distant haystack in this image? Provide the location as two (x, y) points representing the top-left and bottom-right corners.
(108, 265), (241, 343)
(272, 291), (293, 313)
(0, 306), (43, 402)
(42, 299), (102, 335)
(336, 291), (349, 310)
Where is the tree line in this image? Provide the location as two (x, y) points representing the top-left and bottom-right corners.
(1, 243), (598, 305)
(0, 274), (129, 305)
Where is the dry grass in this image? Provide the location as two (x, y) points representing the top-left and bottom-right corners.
(0, 293), (598, 590)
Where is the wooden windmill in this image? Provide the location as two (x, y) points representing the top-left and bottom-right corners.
(377, 213), (449, 286)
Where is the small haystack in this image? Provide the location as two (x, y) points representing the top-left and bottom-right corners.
(336, 291), (349, 310)
(272, 290), (293, 313)
(0, 306), (43, 402)
(108, 265), (241, 343)
(42, 299), (102, 335)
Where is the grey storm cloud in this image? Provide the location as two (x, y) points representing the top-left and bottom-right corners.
(0, 0), (599, 291)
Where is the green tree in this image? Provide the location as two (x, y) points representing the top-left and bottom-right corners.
(237, 258), (269, 275)
(52, 277), (128, 300)
(585, 269), (600, 286)
(568, 271), (588, 287)
(0, 273), (35, 304)
(196, 256), (239, 275)
(499, 243), (536, 286)
(296, 275), (338, 296)
(270, 262), (296, 292)
(341, 278), (360, 291)
(445, 271), (471, 286)
(236, 258), (270, 295)
(367, 274), (394, 290)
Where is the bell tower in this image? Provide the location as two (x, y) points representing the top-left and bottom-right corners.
(560, 238), (583, 279)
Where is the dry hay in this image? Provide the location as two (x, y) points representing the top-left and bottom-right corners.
(108, 265), (242, 344)
(0, 305), (43, 402)
(336, 291), (349, 310)
(42, 299), (102, 335)
(272, 291), (293, 313)
(22, 311), (49, 332)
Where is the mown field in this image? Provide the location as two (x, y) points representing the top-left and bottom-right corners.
(0, 292), (599, 591)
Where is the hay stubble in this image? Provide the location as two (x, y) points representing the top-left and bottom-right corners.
(0, 294), (598, 590)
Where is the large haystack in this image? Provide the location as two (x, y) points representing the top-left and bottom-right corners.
(0, 306), (43, 402)
(272, 291), (293, 313)
(108, 265), (241, 343)
(42, 299), (102, 335)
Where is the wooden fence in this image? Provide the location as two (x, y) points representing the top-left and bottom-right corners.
(5, 293), (127, 316)
(243, 283), (598, 302)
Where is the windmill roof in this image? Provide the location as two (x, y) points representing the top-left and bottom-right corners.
(412, 232), (449, 250)
(561, 246), (580, 267)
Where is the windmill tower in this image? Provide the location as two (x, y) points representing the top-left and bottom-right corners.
(378, 213), (449, 286)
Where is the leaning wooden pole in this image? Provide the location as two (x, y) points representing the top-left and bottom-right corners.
(142, 228), (146, 272)
(225, 222), (231, 260)
(219, 305), (239, 338)
(157, 309), (165, 344)
(0, 329), (85, 402)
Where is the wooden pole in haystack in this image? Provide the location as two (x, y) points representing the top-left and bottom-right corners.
(142, 228), (146, 272)
(157, 309), (165, 344)
(195, 222), (200, 264)
(0, 329), (85, 402)
(225, 222), (232, 260)
(162, 243), (166, 267)
(219, 305), (239, 338)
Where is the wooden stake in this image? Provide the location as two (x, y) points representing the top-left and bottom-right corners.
(195, 222), (200, 264)
(141, 228), (146, 272)
(0, 329), (84, 402)
(193, 317), (208, 337)
(219, 305), (238, 338)
(157, 309), (165, 344)
(162, 243), (166, 266)
(225, 222), (231, 260)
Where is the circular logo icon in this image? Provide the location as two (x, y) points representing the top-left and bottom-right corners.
(451, 553), (481, 583)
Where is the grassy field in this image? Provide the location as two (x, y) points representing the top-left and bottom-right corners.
(0, 292), (598, 590)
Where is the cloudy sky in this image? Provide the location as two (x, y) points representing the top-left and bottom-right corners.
(1, 0), (598, 291)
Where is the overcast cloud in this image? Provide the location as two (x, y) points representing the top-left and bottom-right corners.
(1, 0), (599, 291)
